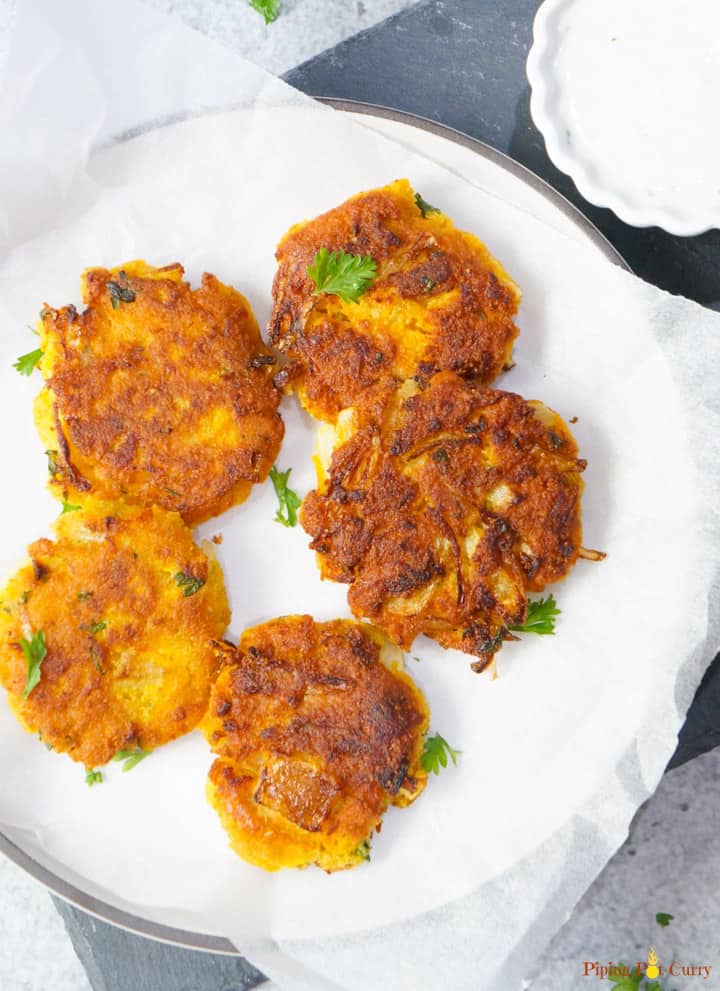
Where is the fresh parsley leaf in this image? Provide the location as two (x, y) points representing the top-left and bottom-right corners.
(307, 248), (377, 304)
(19, 630), (47, 700)
(112, 747), (151, 772)
(85, 768), (103, 786)
(508, 594), (560, 636)
(609, 965), (643, 991)
(656, 912), (674, 927)
(414, 192), (440, 217)
(269, 465), (302, 527)
(421, 733), (461, 775)
(80, 620), (106, 635)
(60, 500), (81, 514)
(107, 278), (136, 309)
(13, 348), (43, 376)
(174, 572), (206, 597)
(45, 449), (59, 475)
(354, 839), (371, 862)
(249, 0), (280, 24)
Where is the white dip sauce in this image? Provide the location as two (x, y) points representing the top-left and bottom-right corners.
(552, 0), (720, 219)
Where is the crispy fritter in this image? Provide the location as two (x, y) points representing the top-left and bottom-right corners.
(301, 372), (586, 670)
(35, 261), (283, 525)
(203, 616), (429, 872)
(0, 497), (230, 767)
(269, 179), (521, 422)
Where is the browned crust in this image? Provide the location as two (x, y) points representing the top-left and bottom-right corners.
(269, 179), (520, 422)
(40, 262), (284, 524)
(301, 372), (585, 668)
(202, 616), (429, 871)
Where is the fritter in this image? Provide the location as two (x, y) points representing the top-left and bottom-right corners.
(0, 497), (229, 768)
(269, 179), (521, 422)
(35, 261), (284, 525)
(203, 616), (429, 872)
(301, 372), (586, 671)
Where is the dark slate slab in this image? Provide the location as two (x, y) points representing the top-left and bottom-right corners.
(54, 1), (720, 987)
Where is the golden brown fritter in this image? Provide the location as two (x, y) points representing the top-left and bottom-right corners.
(0, 497), (230, 768)
(301, 373), (586, 670)
(269, 179), (520, 422)
(203, 616), (429, 872)
(35, 261), (284, 525)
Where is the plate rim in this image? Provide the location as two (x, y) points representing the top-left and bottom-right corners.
(0, 98), (630, 956)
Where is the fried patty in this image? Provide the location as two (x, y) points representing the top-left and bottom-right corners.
(269, 179), (520, 422)
(203, 616), (429, 872)
(35, 261), (283, 525)
(301, 372), (586, 670)
(0, 497), (230, 768)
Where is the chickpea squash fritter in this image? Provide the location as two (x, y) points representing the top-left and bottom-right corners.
(301, 373), (586, 670)
(35, 261), (283, 525)
(0, 497), (230, 768)
(270, 179), (520, 422)
(203, 616), (429, 872)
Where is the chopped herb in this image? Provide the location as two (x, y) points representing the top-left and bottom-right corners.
(508, 594), (560, 636)
(656, 912), (674, 927)
(174, 572), (206, 597)
(414, 192), (440, 217)
(269, 465), (302, 527)
(412, 655), (422, 663)
(27, 324), (40, 336)
(20, 590), (31, 605)
(13, 348), (43, 376)
(107, 279), (136, 310)
(80, 620), (106, 635)
(77, 590), (93, 601)
(113, 747), (151, 772)
(85, 768), (103, 786)
(432, 447), (449, 463)
(45, 449), (59, 475)
(249, 0), (281, 24)
(38, 730), (53, 751)
(479, 630), (504, 654)
(421, 277), (436, 292)
(89, 643), (104, 675)
(354, 839), (371, 862)
(60, 499), (82, 514)
(19, 630), (47, 700)
(421, 733), (461, 775)
(608, 965), (643, 991)
(548, 431), (566, 449)
(307, 248), (377, 304)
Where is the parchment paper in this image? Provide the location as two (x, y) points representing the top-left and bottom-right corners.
(0, 2), (718, 989)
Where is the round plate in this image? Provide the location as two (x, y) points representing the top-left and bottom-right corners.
(0, 100), (629, 955)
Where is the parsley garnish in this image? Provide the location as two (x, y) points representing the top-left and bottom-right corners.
(508, 594), (560, 636)
(656, 912), (674, 927)
(249, 0), (280, 23)
(174, 572), (205, 597)
(77, 590), (93, 601)
(354, 839), (371, 862)
(60, 499), (81, 514)
(307, 248), (377, 304)
(421, 733), (461, 775)
(609, 965), (643, 991)
(414, 192), (440, 217)
(107, 278), (136, 310)
(80, 620), (106, 635)
(19, 630), (47, 700)
(85, 768), (103, 786)
(45, 449), (59, 475)
(269, 466), (301, 527)
(113, 747), (151, 771)
(13, 348), (43, 376)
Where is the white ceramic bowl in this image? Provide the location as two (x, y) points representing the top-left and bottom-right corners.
(527, 0), (720, 236)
